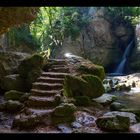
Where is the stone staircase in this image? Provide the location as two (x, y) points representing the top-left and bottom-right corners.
(12, 59), (70, 129)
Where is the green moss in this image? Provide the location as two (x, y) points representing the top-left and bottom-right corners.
(63, 74), (104, 98)
(63, 75), (87, 97)
(75, 96), (91, 106)
(52, 115), (75, 125)
(78, 64), (105, 80)
(96, 115), (130, 132)
(4, 90), (24, 101)
(53, 103), (76, 117)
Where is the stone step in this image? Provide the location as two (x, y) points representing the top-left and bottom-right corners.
(25, 108), (54, 115)
(41, 72), (69, 78)
(48, 59), (67, 64)
(36, 77), (64, 84)
(51, 65), (68, 68)
(26, 96), (59, 108)
(48, 67), (69, 73)
(32, 82), (63, 90)
(31, 89), (61, 96)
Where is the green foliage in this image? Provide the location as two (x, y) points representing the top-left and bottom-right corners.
(4, 90), (24, 101)
(104, 7), (140, 25)
(30, 7), (88, 56)
(7, 24), (40, 50)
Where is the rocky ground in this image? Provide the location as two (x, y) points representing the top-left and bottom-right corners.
(1, 54), (140, 133)
(1, 73), (140, 133)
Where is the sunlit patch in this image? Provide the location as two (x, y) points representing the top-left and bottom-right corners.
(64, 53), (71, 58)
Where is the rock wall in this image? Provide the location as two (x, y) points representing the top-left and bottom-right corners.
(53, 8), (134, 72)
(0, 7), (38, 35)
(130, 24), (140, 72)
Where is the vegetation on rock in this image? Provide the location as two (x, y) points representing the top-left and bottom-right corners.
(63, 74), (104, 98)
(4, 90), (24, 101)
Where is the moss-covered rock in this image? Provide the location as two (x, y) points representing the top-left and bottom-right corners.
(52, 103), (76, 124)
(53, 103), (76, 117)
(120, 108), (140, 122)
(75, 96), (92, 106)
(1, 74), (28, 92)
(63, 74), (104, 98)
(15, 54), (44, 90)
(18, 54), (43, 79)
(96, 115), (130, 132)
(4, 90), (24, 101)
(78, 64), (105, 80)
(110, 102), (127, 111)
(5, 100), (24, 112)
(93, 94), (118, 106)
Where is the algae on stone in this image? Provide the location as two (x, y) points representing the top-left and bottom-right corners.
(4, 90), (24, 101)
(63, 74), (104, 98)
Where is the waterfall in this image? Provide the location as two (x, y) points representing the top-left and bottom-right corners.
(114, 39), (134, 74)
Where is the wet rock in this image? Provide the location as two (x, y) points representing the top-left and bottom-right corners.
(110, 102), (127, 111)
(103, 111), (137, 124)
(57, 124), (73, 133)
(73, 111), (96, 127)
(4, 90), (24, 101)
(119, 108), (140, 122)
(130, 123), (140, 133)
(5, 100), (24, 112)
(93, 94), (117, 105)
(96, 115), (130, 132)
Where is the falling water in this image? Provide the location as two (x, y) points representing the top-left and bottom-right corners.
(114, 39), (134, 74)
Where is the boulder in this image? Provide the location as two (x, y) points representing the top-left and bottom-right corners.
(78, 63), (105, 81)
(93, 94), (117, 105)
(110, 102), (127, 111)
(1, 74), (28, 92)
(53, 103), (76, 117)
(16, 54), (44, 90)
(120, 108), (140, 122)
(130, 123), (140, 133)
(4, 90), (24, 101)
(18, 54), (43, 79)
(103, 111), (137, 124)
(65, 54), (105, 80)
(52, 103), (76, 124)
(75, 96), (92, 106)
(0, 51), (30, 87)
(63, 74), (105, 98)
(5, 100), (24, 112)
(96, 115), (130, 132)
